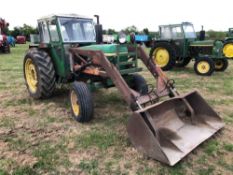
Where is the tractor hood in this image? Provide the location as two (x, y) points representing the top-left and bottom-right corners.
(79, 44), (128, 56)
(190, 40), (215, 47)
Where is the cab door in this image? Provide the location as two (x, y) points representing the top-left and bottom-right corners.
(47, 20), (68, 78)
(170, 25), (186, 57)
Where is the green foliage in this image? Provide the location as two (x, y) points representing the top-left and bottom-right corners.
(197, 166), (215, 175)
(206, 30), (226, 40)
(33, 143), (60, 171)
(0, 169), (8, 175)
(223, 143), (233, 152)
(79, 160), (99, 175)
(10, 24), (38, 40)
(103, 28), (117, 35)
(123, 25), (138, 34)
(12, 166), (36, 175)
(204, 140), (220, 156)
(76, 130), (122, 149)
(143, 28), (149, 35)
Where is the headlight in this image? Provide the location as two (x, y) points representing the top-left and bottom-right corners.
(119, 32), (127, 44)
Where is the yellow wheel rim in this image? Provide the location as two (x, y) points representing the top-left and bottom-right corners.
(215, 60), (223, 70)
(70, 90), (80, 116)
(197, 61), (210, 74)
(152, 47), (170, 67)
(25, 58), (38, 93)
(223, 43), (233, 58)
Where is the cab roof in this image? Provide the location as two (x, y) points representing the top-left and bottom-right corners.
(159, 22), (193, 28)
(38, 14), (93, 21)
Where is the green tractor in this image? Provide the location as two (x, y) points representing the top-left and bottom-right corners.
(23, 14), (224, 166)
(223, 28), (233, 58)
(150, 22), (229, 76)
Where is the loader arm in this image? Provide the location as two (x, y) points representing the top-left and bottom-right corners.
(69, 48), (137, 109)
(69, 46), (178, 109)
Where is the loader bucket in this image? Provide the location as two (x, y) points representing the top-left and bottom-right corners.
(127, 91), (224, 166)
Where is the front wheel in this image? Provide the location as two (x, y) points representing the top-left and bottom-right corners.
(214, 58), (228, 72)
(70, 81), (94, 123)
(194, 58), (215, 76)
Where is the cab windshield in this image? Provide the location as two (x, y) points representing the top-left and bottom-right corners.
(183, 24), (196, 39)
(58, 17), (96, 43)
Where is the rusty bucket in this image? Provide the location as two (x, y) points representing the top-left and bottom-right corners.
(127, 91), (224, 166)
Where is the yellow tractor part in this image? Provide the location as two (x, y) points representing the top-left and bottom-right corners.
(197, 61), (210, 74)
(25, 58), (38, 93)
(152, 47), (169, 67)
(223, 43), (233, 58)
(70, 90), (80, 116)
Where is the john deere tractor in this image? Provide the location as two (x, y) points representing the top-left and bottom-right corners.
(150, 22), (228, 76)
(23, 14), (224, 166)
(223, 28), (233, 58)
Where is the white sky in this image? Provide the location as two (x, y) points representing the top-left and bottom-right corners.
(2, 0), (233, 32)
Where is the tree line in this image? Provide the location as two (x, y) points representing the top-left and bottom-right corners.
(5, 24), (228, 41)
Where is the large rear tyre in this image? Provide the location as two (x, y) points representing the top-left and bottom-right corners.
(70, 81), (94, 123)
(223, 40), (233, 58)
(214, 58), (228, 72)
(150, 42), (176, 71)
(175, 57), (192, 67)
(130, 74), (148, 95)
(23, 48), (56, 99)
(194, 57), (215, 76)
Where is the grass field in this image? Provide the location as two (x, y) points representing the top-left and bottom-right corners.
(0, 44), (232, 175)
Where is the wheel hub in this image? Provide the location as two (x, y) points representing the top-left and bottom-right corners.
(70, 90), (80, 116)
(153, 47), (169, 67)
(25, 59), (38, 93)
(197, 61), (210, 74)
(223, 43), (233, 58)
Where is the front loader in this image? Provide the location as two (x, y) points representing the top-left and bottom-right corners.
(24, 14), (224, 166)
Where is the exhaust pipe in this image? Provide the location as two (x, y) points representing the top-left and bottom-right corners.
(94, 15), (103, 44)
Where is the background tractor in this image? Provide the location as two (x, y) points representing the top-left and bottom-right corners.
(150, 22), (228, 76)
(223, 28), (233, 58)
(24, 14), (224, 166)
(0, 18), (10, 53)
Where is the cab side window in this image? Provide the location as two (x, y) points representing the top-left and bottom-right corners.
(49, 24), (59, 42)
(39, 21), (50, 43)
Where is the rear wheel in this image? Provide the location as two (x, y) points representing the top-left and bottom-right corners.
(175, 57), (192, 67)
(130, 74), (148, 95)
(223, 41), (233, 58)
(23, 48), (55, 99)
(70, 81), (94, 122)
(214, 58), (228, 71)
(194, 57), (215, 76)
(150, 42), (176, 71)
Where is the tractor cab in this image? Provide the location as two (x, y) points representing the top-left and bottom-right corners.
(36, 14), (96, 44)
(159, 22), (196, 41)
(30, 14), (100, 79)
